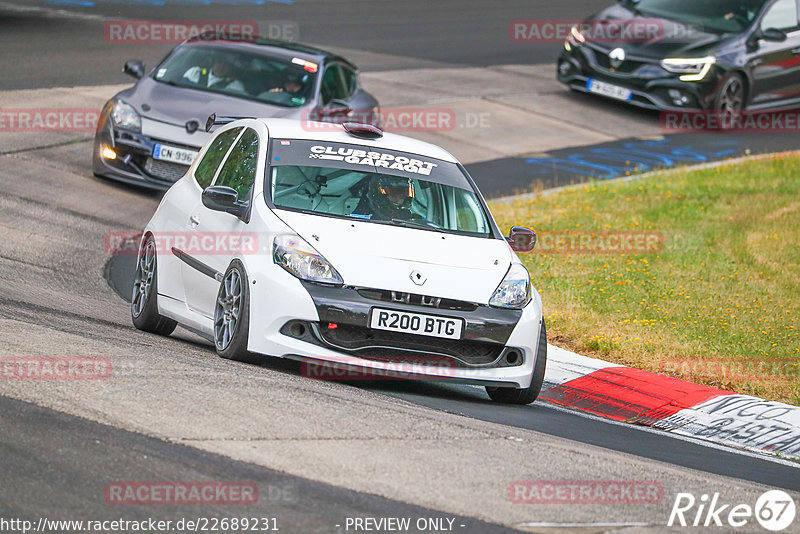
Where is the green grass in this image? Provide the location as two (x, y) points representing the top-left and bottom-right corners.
(489, 154), (800, 405)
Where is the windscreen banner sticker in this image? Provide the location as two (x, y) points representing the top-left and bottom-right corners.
(308, 145), (438, 176)
(270, 139), (468, 188)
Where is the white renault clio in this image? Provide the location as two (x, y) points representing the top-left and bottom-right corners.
(132, 117), (546, 404)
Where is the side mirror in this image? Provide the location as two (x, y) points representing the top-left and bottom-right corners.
(123, 60), (146, 79)
(202, 186), (248, 219)
(320, 98), (352, 117)
(761, 27), (788, 42)
(505, 226), (536, 253)
(748, 27), (787, 47)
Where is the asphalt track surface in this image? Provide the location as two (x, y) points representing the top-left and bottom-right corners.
(0, 395), (517, 533)
(3, 1), (800, 532)
(99, 253), (800, 494)
(80, 249), (800, 494)
(470, 131), (800, 198)
(0, 0), (609, 90)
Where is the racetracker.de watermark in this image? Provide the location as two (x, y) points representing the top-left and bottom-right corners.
(0, 109), (99, 132)
(661, 359), (800, 379)
(103, 20), (298, 43)
(0, 357), (112, 380)
(534, 230), (663, 254)
(105, 231), (260, 256)
(509, 480), (663, 504)
(661, 110), (800, 133)
(302, 108), (491, 133)
(301, 356), (456, 381)
(104, 482), (258, 505)
(509, 19), (700, 43)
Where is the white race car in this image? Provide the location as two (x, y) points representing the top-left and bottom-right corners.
(131, 117), (546, 404)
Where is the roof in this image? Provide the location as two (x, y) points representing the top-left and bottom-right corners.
(254, 118), (459, 163)
(183, 36), (356, 70)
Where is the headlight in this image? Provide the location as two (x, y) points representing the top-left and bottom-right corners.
(660, 56), (716, 81)
(273, 234), (344, 285)
(565, 25), (586, 50)
(110, 99), (141, 132)
(489, 263), (531, 309)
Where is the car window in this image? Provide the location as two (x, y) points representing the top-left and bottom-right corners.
(151, 44), (317, 107)
(636, 0), (769, 33)
(320, 64), (348, 104)
(194, 127), (242, 189)
(214, 128), (259, 200)
(761, 0), (799, 31)
(340, 66), (358, 98)
(270, 165), (491, 236)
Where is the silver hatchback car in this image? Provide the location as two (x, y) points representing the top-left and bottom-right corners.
(93, 36), (380, 190)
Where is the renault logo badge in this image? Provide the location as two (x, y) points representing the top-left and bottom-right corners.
(410, 270), (426, 286)
(609, 47), (625, 69)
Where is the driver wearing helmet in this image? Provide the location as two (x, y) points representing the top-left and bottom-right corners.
(258, 73), (308, 105)
(353, 175), (420, 221)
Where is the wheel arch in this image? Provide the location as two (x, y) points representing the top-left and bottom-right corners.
(716, 68), (750, 109)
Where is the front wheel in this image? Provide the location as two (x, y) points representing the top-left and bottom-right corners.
(214, 261), (262, 364)
(486, 320), (547, 405)
(714, 73), (746, 115)
(131, 235), (177, 336)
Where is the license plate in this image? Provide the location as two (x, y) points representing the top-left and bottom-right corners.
(586, 78), (632, 101)
(153, 144), (198, 165)
(370, 308), (463, 340)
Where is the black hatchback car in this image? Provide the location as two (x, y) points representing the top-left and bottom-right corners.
(557, 0), (800, 112)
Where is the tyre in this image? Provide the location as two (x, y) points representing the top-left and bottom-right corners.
(214, 260), (262, 364)
(486, 320), (547, 405)
(131, 235), (177, 336)
(714, 72), (746, 117)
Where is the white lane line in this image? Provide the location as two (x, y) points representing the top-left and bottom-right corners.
(543, 343), (624, 388)
(539, 401), (800, 469)
(449, 384), (800, 467)
(0, 1), (110, 21)
(516, 522), (652, 528)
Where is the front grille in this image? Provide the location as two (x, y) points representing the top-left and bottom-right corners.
(589, 46), (647, 74)
(316, 323), (506, 367)
(356, 288), (478, 312)
(144, 157), (189, 182)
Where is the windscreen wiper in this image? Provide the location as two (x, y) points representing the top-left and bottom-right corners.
(390, 218), (445, 233)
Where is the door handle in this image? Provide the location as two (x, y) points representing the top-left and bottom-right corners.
(189, 215), (200, 226)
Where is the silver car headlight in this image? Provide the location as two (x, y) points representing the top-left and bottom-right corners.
(273, 234), (344, 285)
(489, 263), (531, 309)
(659, 56), (716, 81)
(110, 99), (141, 132)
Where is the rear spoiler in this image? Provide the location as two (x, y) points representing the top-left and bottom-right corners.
(205, 113), (256, 132)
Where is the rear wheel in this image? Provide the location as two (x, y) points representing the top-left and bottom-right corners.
(131, 235), (177, 336)
(486, 320), (547, 405)
(214, 261), (262, 364)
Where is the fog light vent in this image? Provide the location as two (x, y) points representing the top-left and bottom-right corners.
(668, 89), (690, 106)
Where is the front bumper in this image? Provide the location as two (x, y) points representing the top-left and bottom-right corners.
(246, 263), (543, 388)
(93, 113), (208, 191)
(557, 45), (720, 111)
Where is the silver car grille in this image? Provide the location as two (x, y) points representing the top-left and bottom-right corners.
(144, 157), (189, 183)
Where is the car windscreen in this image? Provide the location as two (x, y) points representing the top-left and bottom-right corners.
(631, 0), (768, 33)
(268, 139), (493, 237)
(152, 44), (317, 107)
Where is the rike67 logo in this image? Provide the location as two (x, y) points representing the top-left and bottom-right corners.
(668, 490), (796, 531)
